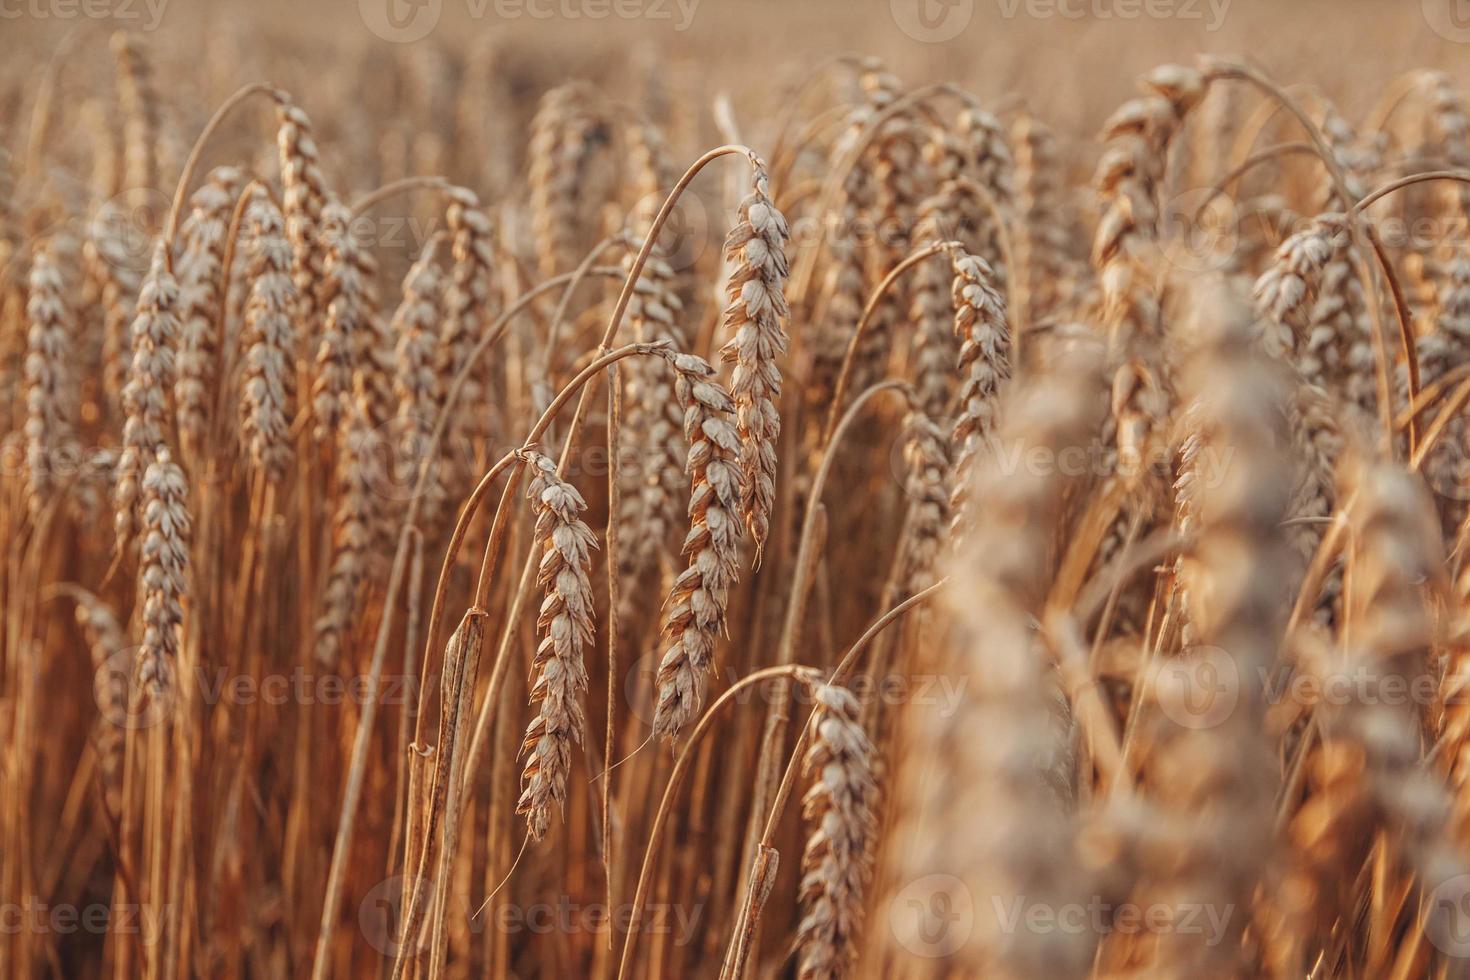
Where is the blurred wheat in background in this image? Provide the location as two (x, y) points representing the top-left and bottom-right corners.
(13, 0), (1470, 976)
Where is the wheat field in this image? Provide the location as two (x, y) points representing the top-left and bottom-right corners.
(10, 1), (1470, 977)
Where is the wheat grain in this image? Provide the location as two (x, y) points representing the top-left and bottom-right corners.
(515, 450), (597, 841)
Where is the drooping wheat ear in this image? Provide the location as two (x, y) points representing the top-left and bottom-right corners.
(312, 200), (381, 441)
(1010, 113), (1070, 326)
(944, 251), (1011, 530)
(174, 166), (243, 461)
(275, 96), (329, 337)
(796, 683), (879, 980)
(899, 411), (950, 593)
(515, 451), (598, 841)
(719, 164), (790, 558)
(137, 447), (190, 694)
(1133, 279), (1292, 974)
(650, 349), (746, 741)
(312, 381), (380, 668)
(391, 241), (447, 516)
(434, 186), (496, 466)
(238, 197), (298, 484)
(70, 588), (127, 815)
(528, 83), (599, 279)
(1251, 215), (1342, 379)
(1092, 64), (1211, 356)
(616, 250), (687, 616)
(24, 239), (76, 519)
(110, 32), (159, 192)
(88, 200), (144, 416)
(114, 241), (180, 551)
(909, 338), (1104, 978)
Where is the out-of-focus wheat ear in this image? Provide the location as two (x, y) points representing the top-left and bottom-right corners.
(515, 451), (597, 841)
(898, 412), (951, 592)
(795, 683), (878, 980)
(24, 238), (77, 520)
(434, 186), (496, 471)
(312, 379), (380, 668)
(650, 349), (746, 741)
(0, 146), (21, 434)
(114, 240), (180, 552)
(616, 249), (687, 624)
(274, 95), (330, 341)
(1092, 64), (1211, 357)
(902, 335), (1105, 978)
(110, 31), (160, 193)
(238, 197), (298, 484)
(718, 164), (789, 559)
(87, 199), (144, 418)
(1127, 277), (1293, 974)
(391, 241), (447, 522)
(1011, 113), (1071, 327)
(527, 83), (598, 279)
(945, 250), (1010, 531)
(69, 587), (127, 816)
(312, 200), (380, 442)
(174, 166), (243, 463)
(137, 447), (190, 695)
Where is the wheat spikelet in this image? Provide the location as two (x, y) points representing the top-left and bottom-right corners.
(87, 202), (144, 417)
(719, 164), (789, 558)
(391, 242), (447, 515)
(434, 186), (496, 468)
(312, 381), (380, 668)
(528, 83), (599, 279)
(110, 32), (160, 193)
(275, 97), (329, 338)
(137, 448), (190, 693)
(616, 251), (687, 615)
(312, 200), (380, 441)
(71, 588), (127, 815)
(24, 238), (75, 518)
(238, 198), (297, 483)
(650, 349), (745, 740)
(1092, 64), (1210, 356)
(945, 251), (1010, 528)
(174, 166), (243, 460)
(1010, 113), (1070, 326)
(796, 683), (878, 980)
(515, 451), (597, 841)
(114, 241), (179, 550)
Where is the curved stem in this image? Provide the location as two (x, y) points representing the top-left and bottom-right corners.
(1194, 141), (1317, 218)
(163, 83), (281, 256)
(1349, 170), (1470, 215)
(822, 242), (953, 446)
(616, 665), (819, 980)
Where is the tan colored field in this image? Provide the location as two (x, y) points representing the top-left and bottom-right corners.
(8, 1), (1470, 977)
